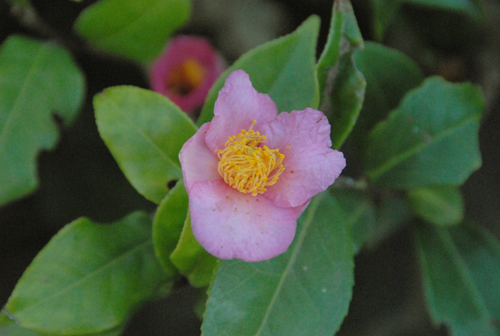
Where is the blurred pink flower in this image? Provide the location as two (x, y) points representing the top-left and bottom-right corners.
(150, 36), (225, 113)
(179, 70), (346, 262)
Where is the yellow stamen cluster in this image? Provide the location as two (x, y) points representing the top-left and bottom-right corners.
(218, 121), (286, 196)
(167, 58), (206, 96)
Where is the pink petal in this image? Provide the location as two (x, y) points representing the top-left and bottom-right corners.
(205, 70), (278, 153)
(179, 123), (221, 192)
(294, 199), (310, 219)
(150, 36), (225, 113)
(261, 108), (346, 208)
(189, 180), (297, 262)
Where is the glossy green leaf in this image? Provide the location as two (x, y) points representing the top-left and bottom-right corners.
(202, 192), (354, 335)
(0, 311), (124, 336)
(351, 42), (424, 152)
(0, 35), (84, 207)
(415, 223), (500, 335)
(364, 76), (484, 189)
(170, 212), (218, 288)
(94, 86), (197, 204)
(74, 0), (190, 63)
(197, 16), (320, 126)
(4, 212), (169, 335)
(408, 185), (464, 226)
(330, 188), (375, 254)
(316, 0), (365, 149)
(152, 179), (189, 275)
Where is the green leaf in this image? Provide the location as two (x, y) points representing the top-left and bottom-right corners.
(0, 311), (125, 336)
(371, 0), (483, 40)
(202, 192), (354, 336)
(316, 0), (365, 149)
(152, 179), (189, 275)
(351, 42), (424, 152)
(370, 0), (403, 40)
(364, 76), (484, 189)
(94, 86), (197, 204)
(4, 212), (169, 335)
(330, 188), (375, 254)
(408, 185), (464, 226)
(369, 193), (412, 246)
(416, 222), (500, 336)
(74, 0), (190, 63)
(450, 224), (500, 323)
(197, 16), (320, 126)
(405, 0), (483, 17)
(0, 35), (84, 207)
(170, 212), (218, 288)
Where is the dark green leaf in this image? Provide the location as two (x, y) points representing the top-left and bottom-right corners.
(0, 35), (84, 206)
(369, 193), (412, 246)
(405, 0), (483, 18)
(316, 0), (365, 149)
(408, 185), (464, 226)
(371, 0), (483, 41)
(94, 86), (197, 204)
(74, 0), (190, 63)
(194, 289), (208, 320)
(4, 212), (169, 335)
(415, 223), (500, 335)
(330, 188), (375, 254)
(5, 0), (29, 6)
(364, 76), (484, 189)
(351, 41), (424, 152)
(170, 212), (218, 288)
(152, 179), (189, 275)
(197, 16), (320, 126)
(202, 192), (354, 336)
(450, 224), (500, 323)
(370, 0), (403, 40)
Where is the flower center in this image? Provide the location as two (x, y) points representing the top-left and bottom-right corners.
(166, 58), (206, 96)
(218, 121), (285, 196)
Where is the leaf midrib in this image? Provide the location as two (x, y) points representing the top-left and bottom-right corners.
(254, 194), (322, 336)
(367, 112), (479, 180)
(10, 237), (152, 317)
(435, 229), (490, 322)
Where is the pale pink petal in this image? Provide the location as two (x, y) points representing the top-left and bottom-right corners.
(150, 36), (225, 113)
(179, 123), (221, 192)
(294, 199), (310, 219)
(261, 108), (346, 208)
(189, 180), (297, 262)
(205, 70), (278, 153)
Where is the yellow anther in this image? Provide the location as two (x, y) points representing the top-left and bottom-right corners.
(167, 58), (207, 96)
(217, 121), (287, 196)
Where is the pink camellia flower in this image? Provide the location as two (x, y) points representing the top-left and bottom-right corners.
(179, 70), (346, 262)
(150, 36), (225, 113)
